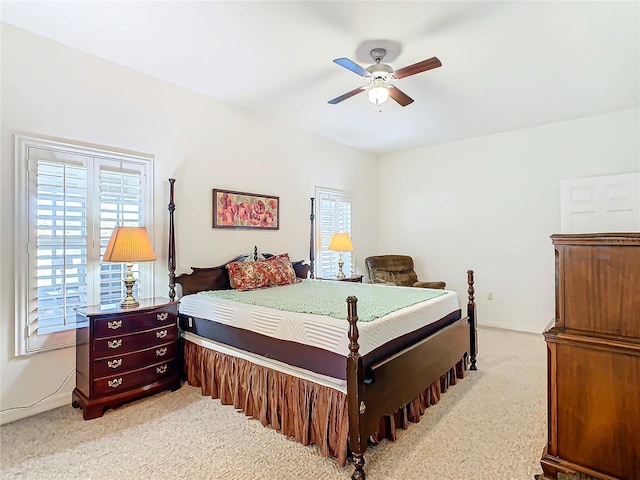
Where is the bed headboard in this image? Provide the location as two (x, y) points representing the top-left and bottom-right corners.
(174, 252), (310, 296)
(167, 179), (314, 299)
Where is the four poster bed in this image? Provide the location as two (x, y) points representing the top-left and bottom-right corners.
(167, 179), (478, 480)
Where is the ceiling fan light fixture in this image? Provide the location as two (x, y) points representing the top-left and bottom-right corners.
(330, 45), (441, 107)
(368, 78), (389, 106)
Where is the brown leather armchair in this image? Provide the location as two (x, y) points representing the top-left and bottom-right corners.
(364, 255), (446, 289)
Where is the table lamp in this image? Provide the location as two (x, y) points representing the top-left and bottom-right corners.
(103, 226), (157, 308)
(328, 232), (353, 279)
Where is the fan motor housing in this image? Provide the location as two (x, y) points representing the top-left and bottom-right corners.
(366, 63), (393, 78)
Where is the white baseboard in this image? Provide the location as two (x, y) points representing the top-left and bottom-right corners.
(478, 320), (544, 335)
(0, 391), (71, 425)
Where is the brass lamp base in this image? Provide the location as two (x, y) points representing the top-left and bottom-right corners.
(120, 297), (140, 309)
(121, 263), (140, 308)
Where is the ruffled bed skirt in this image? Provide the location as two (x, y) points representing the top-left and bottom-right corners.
(183, 339), (466, 467)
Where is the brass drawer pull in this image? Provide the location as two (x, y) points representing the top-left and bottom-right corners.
(108, 378), (123, 388)
(156, 365), (168, 374)
(107, 339), (123, 349)
(156, 330), (168, 339)
(107, 359), (123, 369)
(156, 347), (168, 357)
(107, 320), (122, 330)
(156, 312), (169, 321)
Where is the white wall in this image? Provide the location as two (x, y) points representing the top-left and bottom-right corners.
(0, 24), (378, 423)
(378, 108), (640, 333)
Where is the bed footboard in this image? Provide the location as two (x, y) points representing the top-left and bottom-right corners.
(346, 271), (477, 480)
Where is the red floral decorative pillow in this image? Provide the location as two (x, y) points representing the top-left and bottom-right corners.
(226, 260), (271, 291)
(265, 253), (298, 287)
(227, 253), (299, 291)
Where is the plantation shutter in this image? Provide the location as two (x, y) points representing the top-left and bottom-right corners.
(16, 135), (153, 355)
(315, 188), (352, 278)
(30, 149), (90, 337)
(98, 163), (147, 305)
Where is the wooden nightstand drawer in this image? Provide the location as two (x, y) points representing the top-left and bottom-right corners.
(92, 325), (177, 357)
(93, 308), (176, 338)
(93, 361), (177, 396)
(92, 342), (177, 377)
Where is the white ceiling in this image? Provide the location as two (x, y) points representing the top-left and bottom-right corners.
(1, 1), (639, 154)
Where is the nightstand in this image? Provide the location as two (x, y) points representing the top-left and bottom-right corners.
(318, 275), (363, 283)
(71, 297), (180, 420)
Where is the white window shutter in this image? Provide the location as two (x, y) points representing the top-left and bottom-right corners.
(15, 135), (153, 355)
(315, 187), (353, 278)
(98, 163), (147, 305)
(29, 150), (90, 340)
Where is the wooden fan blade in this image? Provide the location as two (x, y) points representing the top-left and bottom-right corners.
(333, 58), (372, 78)
(388, 86), (414, 107)
(328, 86), (366, 104)
(392, 56), (442, 79)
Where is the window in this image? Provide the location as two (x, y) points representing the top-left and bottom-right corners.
(15, 135), (153, 355)
(315, 187), (352, 278)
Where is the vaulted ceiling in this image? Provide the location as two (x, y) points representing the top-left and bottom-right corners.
(2, 1), (638, 154)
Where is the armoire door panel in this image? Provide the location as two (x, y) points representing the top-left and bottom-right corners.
(561, 245), (640, 338)
(555, 344), (640, 480)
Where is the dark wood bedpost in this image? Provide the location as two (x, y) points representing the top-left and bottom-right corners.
(346, 296), (366, 480)
(467, 270), (478, 370)
(168, 178), (176, 301)
(309, 197), (315, 279)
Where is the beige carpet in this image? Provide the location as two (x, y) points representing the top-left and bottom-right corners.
(1, 327), (547, 480)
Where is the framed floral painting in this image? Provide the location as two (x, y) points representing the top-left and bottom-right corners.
(212, 189), (279, 230)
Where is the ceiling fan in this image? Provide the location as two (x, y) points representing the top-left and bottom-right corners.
(328, 48), (442, 107)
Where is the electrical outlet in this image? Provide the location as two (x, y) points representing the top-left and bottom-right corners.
(487, 292), (494, 301)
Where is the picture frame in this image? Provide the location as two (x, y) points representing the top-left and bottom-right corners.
(212, 189), (279, 230)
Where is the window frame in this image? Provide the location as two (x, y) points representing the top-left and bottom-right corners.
(314, 187), (353, 279)
(15, 135), (154, 356)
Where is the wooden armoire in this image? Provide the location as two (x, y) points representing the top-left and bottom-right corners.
(540, 233), (640, 480)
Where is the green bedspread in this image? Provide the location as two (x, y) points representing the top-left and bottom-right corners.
(198, 279), (447, 322)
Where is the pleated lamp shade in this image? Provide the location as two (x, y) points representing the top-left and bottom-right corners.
(328, 233), (353, 252)
(103, 227), (157, 263)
